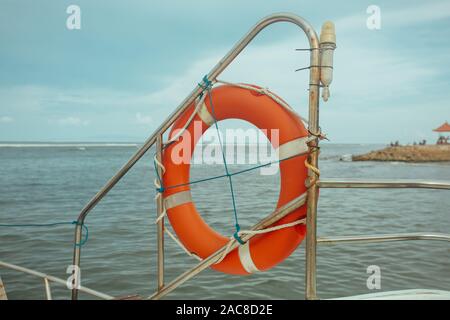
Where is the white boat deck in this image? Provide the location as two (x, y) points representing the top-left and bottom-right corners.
(333, 289), (450, 300)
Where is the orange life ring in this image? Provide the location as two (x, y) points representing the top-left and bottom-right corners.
(162, 84), (310, 275)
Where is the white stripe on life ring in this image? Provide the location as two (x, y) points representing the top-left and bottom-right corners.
(238, 241), (260, 274)
(164, 190), (192, 210)
(277, 136), (310, 161)
(197, 102), (215, 126)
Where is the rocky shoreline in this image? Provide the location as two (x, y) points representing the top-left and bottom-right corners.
(352, 145), (450, 162)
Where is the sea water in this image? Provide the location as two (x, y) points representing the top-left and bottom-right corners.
(0, 143), (449, 299)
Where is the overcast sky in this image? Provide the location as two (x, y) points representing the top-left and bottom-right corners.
(1, 0), (449, 143)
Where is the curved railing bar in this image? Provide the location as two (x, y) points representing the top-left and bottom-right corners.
(318, 232), (450, 245)
(71, 12), (321, 300)
(0, 260), (113, 300)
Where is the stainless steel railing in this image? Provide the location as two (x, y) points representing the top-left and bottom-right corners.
(317, 233), (450, 245)
(0, 260), (113, 300)
(61, 12), (450, 301)
(317, 179), (450, 190)
(146, 179), (450, 300)
(0, 11), (447, 301)
(2, 185), (449, 300)
(70, 12), (322, 300)
(310, 179), (450, 299)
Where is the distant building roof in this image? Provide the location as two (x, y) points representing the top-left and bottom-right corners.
(433, 121), (450, 132)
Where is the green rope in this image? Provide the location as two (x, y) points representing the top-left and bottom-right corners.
(164, 173), (229, 190)
(201, 77), (244, 244)
(0, 221), (89, 247)
(160, 154), (302, 192)
(230, 154), (300, 176)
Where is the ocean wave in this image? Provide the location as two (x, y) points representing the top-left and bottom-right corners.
(320, 154), (353, 161)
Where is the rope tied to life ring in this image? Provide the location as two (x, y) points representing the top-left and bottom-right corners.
(152, 75), (324, 268)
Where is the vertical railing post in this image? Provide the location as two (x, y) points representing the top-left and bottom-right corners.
(156, 134), (165, 291)
(44, 277), (52, 300)
(305, 40), (321, 300)
(0, 276), (7, 300)
(71, 223), (82, 300)
(304, 21), (336, 300)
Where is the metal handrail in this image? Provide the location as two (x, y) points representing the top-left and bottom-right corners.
(70, 12), (322, 300)
(318, 179), (450, 190)
(147, 179), (450, 300)
(62, 10), (450, 301)
(0, 260), (113, 300)
(318, 232), (450, 245)
(310, 179), (450, 299)
(3, 178), (449, 300)
(0, 9), (445, 301)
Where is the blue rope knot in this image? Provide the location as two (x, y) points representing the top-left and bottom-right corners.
(156, 186), (165, 193)
(72, 221), (89, 247)
(233, 224), (245, 245)
(198, 75), (213, 91)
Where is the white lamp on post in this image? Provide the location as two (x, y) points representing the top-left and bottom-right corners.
(319, 21), (336, 102)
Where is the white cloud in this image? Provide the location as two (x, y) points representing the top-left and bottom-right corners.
(0, 9), (445, 144)
(387, 1), (450, 25)
(135, 112), (152, 125)
(0, 116), (13, 123)
(142, 34), (439, 114)
(129, 31), (442, 144)
(56, 116), (89, 126)
(331, 42), (438, 104)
